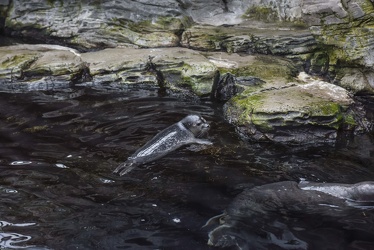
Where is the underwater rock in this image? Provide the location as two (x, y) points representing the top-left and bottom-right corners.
(206, 180), (374, 249)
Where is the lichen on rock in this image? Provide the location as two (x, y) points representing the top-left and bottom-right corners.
(223, 72), (359, 145)
(0, 44), (84, 85)
(80, 47), (217, 95)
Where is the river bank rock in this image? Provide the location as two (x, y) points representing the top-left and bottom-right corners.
(181, 23), (317, 57)
(303, 0), (374, 94)
(223, 72), (358, 145)
(3, 1), (185, 50)
(2, 0), (374, 94)
(0, 45), (217, 95)
(0, 44), (86, 90)
(80, 47), (217, 95)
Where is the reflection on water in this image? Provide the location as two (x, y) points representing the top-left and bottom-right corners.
(0, 221), (38, 249)
(0, 83), (373, 249)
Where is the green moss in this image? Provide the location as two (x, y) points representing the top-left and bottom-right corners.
(114, 16), (186, 34)
(229, 93), (265, 124)
(306, 101), (340, 117)
(0, 54), (38, 76)
(50, 0), (64, 6)
(155, 16), (185, 31)
(229, 91), (351, 131)
(306, 102), (344, 129)
(219, 56), (296, 81)
(309, 52), (329, 73)
(23, 125), (49, 133)
(179, 62), (217, 95)
(127, 20), (152, 33)
(233, 92), (264, 108)
(343, 114), (357, 126)
(251, 113), (275, 131)
(291, 20), (309, 29)
(315, 9), (374, 69)
(243, 6), (278, 22)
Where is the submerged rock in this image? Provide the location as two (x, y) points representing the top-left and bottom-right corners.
(206, 180), (374, 249)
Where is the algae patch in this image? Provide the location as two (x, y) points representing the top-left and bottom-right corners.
(243, 6), (279, 22)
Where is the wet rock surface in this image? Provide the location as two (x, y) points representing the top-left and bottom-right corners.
(223, 73), (361, 145)
(180, 23), (317, 57)
(0, 45), (218, 95)
(206, 180), (374, 249)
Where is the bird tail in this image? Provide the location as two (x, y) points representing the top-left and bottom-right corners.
(113, 161), (137, 176)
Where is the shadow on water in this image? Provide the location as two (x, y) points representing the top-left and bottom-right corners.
(0, 83), (373, 249)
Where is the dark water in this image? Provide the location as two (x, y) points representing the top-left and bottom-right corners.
(0, 83), (373, 250)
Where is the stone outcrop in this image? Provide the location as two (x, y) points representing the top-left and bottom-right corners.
(3, 1), (185, 49)
(0, 44), (86, 90)
(2, 0), (373, 94)
(180, 23), (317, 57)
(302, 0), (374, 94)
(0, 44), (217, 95)
(224, 72), (358, 145)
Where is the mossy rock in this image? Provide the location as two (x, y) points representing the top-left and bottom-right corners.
(243, 6), (279, 22)
(81, 47), (217, 96)
(229, 55), (297, 81)
(0, 53), (38, 79)
(121, 16), (191, 34)
(181, 24), (316, 56)
(224, 76), (357, 145)
(102, 23), (180, 48)
(205, 52), (299, 92)
(0, 45), (83, 84)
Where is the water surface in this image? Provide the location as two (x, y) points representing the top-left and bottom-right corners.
(0, 83), (373, 249)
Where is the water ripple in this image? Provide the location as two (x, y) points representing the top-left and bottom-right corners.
(10, 161), (32, 166)
(0, 87), (372, 249)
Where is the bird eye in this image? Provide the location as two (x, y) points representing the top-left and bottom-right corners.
(196, 122), (202, 126)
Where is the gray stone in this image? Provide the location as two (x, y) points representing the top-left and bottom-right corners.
(181, 24), (317, 56)
(335, 68), (374, 94)
(223, 72), (358, 145)
(207, 180), (374, 249)
(0, 0), (9, 5)
(0, 45), (217, 96)
(0, 44), (84, 84)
